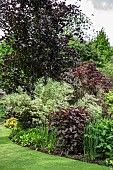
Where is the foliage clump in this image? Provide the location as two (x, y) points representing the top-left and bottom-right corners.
(4, 117), (18, 129)
(84, 118), (113, 161)
(75, 93), (102, 119)
(10, 126), (57, 153)
(104, 90), (113, 118)
(34, 77), (74, 112)
(68, 37), (98, 62)
(61, 62), (112, 101)
(1, 88), (37, 128)
(0, 0), (91, 93)
(91, 28), (113, 66)
(49, 106), (91, 155)
(99, 61), (113, 86)
(1, 78), (74, 128)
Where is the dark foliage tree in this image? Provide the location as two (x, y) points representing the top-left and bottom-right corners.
(0, 0), (91, 93)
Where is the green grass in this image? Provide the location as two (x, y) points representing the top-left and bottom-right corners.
(0, 125), (111, 170)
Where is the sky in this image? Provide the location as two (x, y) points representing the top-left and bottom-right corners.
(0, 0), (113, 46)
(66, 0), (113, 46)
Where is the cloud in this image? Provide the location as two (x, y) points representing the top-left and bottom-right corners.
(88, 0), (113, 10)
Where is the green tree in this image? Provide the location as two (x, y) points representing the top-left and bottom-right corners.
(68, 37), (98, 62)
(91, 28), (113, 66)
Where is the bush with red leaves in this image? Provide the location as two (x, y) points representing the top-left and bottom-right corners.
(61, 62), (112, 101)
(49, 106), (91, 155)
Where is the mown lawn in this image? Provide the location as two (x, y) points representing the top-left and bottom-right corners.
(0, 125), (111, 170)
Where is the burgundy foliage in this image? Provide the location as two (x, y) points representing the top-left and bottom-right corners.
(0, 0), (90, 93)
(61, 62), (112, 101)
(49, 106), (91, 155)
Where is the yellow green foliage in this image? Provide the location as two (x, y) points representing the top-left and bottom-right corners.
(4, 117), (18, 129)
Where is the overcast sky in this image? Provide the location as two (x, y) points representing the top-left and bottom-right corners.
(66, 0), (113, 46)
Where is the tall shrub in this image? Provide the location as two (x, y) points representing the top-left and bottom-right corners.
(61, 62), (112, 101)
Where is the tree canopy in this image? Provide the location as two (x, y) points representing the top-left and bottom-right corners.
(0, 0), (91, 92)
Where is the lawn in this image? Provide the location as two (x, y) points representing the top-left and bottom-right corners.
(0, 125), (111, 170)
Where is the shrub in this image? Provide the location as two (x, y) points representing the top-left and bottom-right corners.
(61, 62), (112, 101)
(49, 106), (91, 155)
(1, 87), (39, 128)
(104, 90), (113, 118)
(34, 77), (74, 112)
(84, 118), (113, 161)
(98, 62), (113, 86)
(75, 93), (102, 119)
(4, 117), (18, 129)
(68, 37), (98, 62)
(1, 78), (74, 128)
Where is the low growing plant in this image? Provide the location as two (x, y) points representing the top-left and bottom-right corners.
(10, 126), (57, 153)
(4, 117), (18, 129)
(105, 158), (113, 167)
